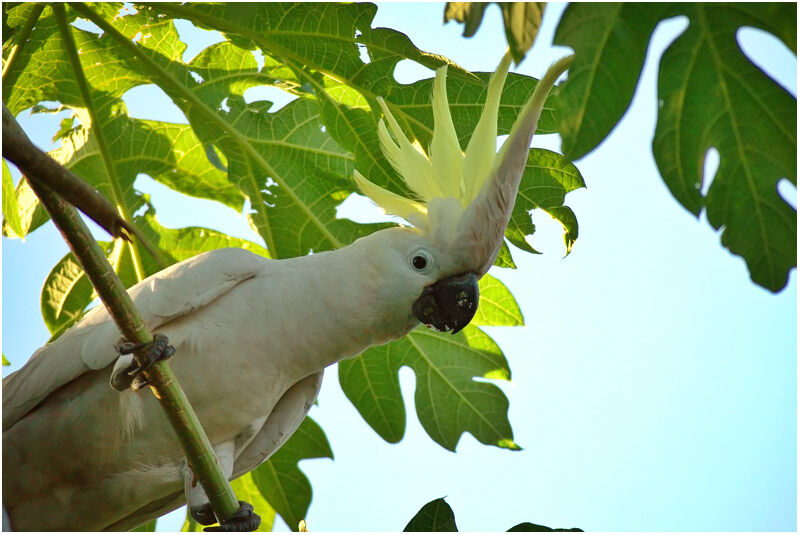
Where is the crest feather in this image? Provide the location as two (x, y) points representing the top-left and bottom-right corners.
(355, 53), (514, 237)
(429, 65), (464, 200)
(463, 53), (512, 203)
(353, 170), (428, 229)
(376, 99), (438, 200)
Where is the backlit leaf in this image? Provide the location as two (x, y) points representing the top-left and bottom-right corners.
(251, 417), (333, 530)
(2, 161), (23, 238)
(340, 325), (517, 451)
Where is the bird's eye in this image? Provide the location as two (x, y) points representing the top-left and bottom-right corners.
(409, 250), (433, 272)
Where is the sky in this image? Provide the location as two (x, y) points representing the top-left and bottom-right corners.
(2, 2), (797, 532)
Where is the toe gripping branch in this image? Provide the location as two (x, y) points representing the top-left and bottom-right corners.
(115, 333), (175, 391)
(203, 501), (261, 532)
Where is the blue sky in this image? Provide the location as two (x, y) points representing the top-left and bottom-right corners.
(3, 3), (796, 532)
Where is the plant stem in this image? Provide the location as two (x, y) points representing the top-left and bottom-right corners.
(22, 140), (241, 526)
(2, 105), (133, 240)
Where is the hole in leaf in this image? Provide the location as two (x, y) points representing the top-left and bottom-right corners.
(219, 97), (231, 113)
(116, 3), (138, 17)
(357, 43), (371, 64)
(173, 19), (225, 64)
(528, 207), (567, 256)
(189, 71), (204, 84)
(335, 192), (404, 225)
(737, 27), (797, 97)
(393, 59), (434, 85)
(243, 86), (297, 112)
(700, 147), (720, 197)
(777, 178), (796, 210)
(252, 49), (265, 72)
(17, 104), (74, 151)
(132, 174), (261, 243)
(71, 18), (103, 36)
(122, 84), (189, 124)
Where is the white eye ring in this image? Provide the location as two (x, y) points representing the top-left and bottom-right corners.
(409, 250), (433, 272)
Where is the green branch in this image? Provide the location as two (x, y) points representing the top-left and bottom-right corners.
(3, 6), (243, 522)
(23, 169), (243, 528)
(2, 105), (133, 241)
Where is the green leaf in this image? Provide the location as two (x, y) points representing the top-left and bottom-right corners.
(230, 474), (277, 532)
(1, 176), (49, 239)
(555, 3), (797, 291)
(40, 248), (101, 338)
(2, 354), (10, 366)
(2, 160), (23, 238)
(4, 4), (246, 244)
(652, 3), (797, 292)
(183, 473), (277, 532)
(498, 3), (546, 64)
(544, 206), (580, 256)
(507, 522), (583, 532)
(404, 498), (458, 532)
(340, 325), (518, 451)
(553, 3), (670, 160)
(474, 274), (524, 327)
(444, 3), (490, 38)
(506, 149), (586, 256)
(146, 3), (565, 217)
(403, 498), (583, 532)
(444, 3), (546, 64)
(494, 241), (517, 269)
(251, 417), (333, 530)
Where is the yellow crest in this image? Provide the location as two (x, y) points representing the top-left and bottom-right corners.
(354, 53), (513, 237)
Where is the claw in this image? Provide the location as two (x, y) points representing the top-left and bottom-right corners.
(190, 503), (218, 526)
(111, 333), (175, 391)
(204, 501), (261, 532)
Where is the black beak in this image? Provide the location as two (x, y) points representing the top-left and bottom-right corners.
(412, 272), (479, 334)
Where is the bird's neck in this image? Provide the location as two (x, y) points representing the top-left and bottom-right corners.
(266, 234), (417, 374)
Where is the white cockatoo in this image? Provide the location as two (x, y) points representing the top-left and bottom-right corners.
(2, 52), (573, 531)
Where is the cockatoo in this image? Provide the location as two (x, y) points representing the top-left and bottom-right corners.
(2, 52), (573, 531)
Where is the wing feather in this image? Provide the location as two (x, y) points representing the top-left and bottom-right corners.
(232, 371), (324, 478)
(2, 248), (266, 431)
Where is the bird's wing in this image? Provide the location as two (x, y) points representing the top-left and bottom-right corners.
(98, 372), (322, 531)
(232, 370), (324, 479)
(2, 247), (266, 431)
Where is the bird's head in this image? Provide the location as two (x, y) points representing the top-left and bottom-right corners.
(354, 52), (573, 334)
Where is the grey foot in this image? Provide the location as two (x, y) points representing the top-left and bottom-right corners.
(111, 333), (175, 391)
(204, 501), (260, 532)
